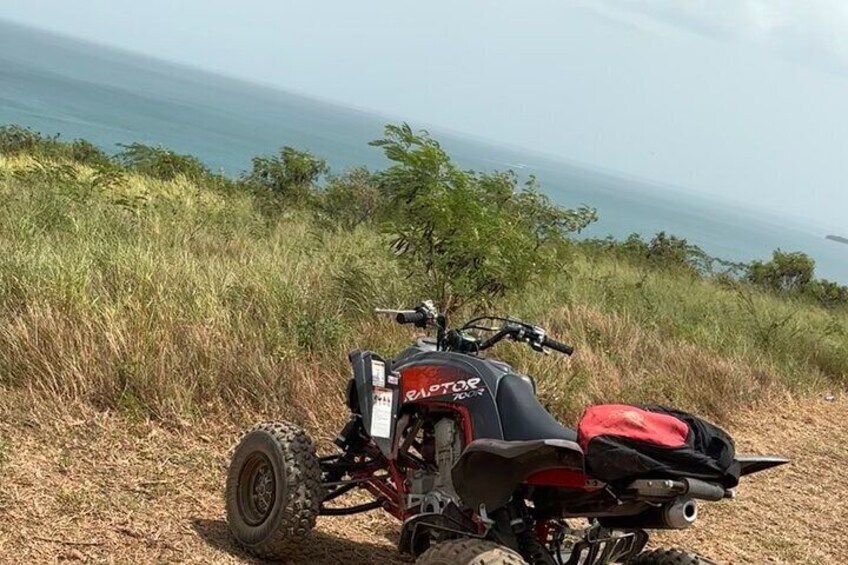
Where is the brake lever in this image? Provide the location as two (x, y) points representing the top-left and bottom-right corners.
(525, 323), (547, 353)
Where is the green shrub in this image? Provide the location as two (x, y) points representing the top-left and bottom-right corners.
(321, 167), (382, 229)
(0, 125), (120, 173)
(243, 146), (328, 204)
(0, 125), (77, 159)
(116, 143), (209, 181)
(808, 278), (848, 309)
(509, 174), (597, 245)
(745, 250), (847, 309)
(584, 232), (716, 276)
(69, 139), (112, 168)
(747, 250), (816, 292)
(0, 125), (46, 155)
(646, 232), (711, 273)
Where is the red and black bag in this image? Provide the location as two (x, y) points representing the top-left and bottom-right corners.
(577, 404), (740, 487)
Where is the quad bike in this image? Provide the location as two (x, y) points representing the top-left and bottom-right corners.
(225, 301), (788, 564)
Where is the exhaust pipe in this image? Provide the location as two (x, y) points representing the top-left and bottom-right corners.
(599, 498), (699, 530)
(684, 479), (727, 501)
(625, 478), (727, 501)
(662, 498), (698, 529)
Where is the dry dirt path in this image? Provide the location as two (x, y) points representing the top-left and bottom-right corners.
(0, 394), (844, 564)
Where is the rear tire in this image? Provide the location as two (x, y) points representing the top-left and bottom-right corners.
(628, 548), (719, 565)
(225, 421), (323, 560)
(416, 539), (528, 565)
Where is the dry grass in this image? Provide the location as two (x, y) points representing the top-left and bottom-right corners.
(0, 156), (409, 425)
(515, 305), (779, 422)
(1, 155), (845, 428)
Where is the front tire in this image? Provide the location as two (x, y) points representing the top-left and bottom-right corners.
(416, 539), (528, 565)
(225, 421), (323, 560)
(628, 548), (719, 565)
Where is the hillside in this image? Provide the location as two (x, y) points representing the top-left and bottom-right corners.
(0, 129), (846, 563)
(0, 146), (845, 425)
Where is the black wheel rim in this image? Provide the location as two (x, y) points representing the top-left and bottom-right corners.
(237, 452), (276, 526)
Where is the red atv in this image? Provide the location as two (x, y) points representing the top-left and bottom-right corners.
(225, 301), (787, 564)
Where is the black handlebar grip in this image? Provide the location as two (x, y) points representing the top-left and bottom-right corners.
(396, 310), (427, 325)
(543, 337), (574, 355)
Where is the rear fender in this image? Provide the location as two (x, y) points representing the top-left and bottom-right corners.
(452, 438), (585, 511)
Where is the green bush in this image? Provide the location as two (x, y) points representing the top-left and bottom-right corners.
(747, 250), (816, 292)
(243, 146), (328, 204)
(509, 174), (598, 245)
(0, 124), (76, 159)
(116, 143), (209, 181)
(69, 139), (113, 168)
(587, 235), (847, 310)
(583, 232), (718, 276)
(0, 126), (113, 168)
(808, 279), (848, 309)
(0, 125), (46, 155)
(744, 250), (847, 309)
(321, 167), (382, 229)
(646, 232), (711, 274)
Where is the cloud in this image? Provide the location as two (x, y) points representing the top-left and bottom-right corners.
(585, 0), (848, 73)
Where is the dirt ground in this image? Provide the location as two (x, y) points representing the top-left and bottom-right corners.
(0, 393), (844, 564)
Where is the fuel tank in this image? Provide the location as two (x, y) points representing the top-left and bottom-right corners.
(392, 346), (518, 441)
(349, 342), (527, 456)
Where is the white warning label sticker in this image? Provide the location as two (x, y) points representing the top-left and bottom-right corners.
(371, 359), (386, 388)
(371, 387), (393, 439)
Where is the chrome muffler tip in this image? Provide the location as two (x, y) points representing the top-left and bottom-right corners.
(663, 498), (698, 529)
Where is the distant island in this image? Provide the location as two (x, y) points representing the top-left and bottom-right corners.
(826, 235), (848, 245)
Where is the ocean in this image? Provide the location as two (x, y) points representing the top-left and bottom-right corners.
(1, 21), (845, 283)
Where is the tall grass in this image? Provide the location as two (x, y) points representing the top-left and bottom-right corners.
(0, 153), (844, 433)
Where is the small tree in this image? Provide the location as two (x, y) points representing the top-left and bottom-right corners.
(747, 250), (815, 293)
(116, 143), (209, 182)
(322, 167), (382, 229)
(244, 147), (327, 204)
(588, 232), (716, 276)
(70, 139), (112, 168)
(646, 231), (712, 274)
(0, 125), (70, 158)
(370, 123), (595, 311)
(807, 278), (848, 309)
(510, 175), (597, 249)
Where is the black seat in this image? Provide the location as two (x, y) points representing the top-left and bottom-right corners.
(496, 375), (578, 442)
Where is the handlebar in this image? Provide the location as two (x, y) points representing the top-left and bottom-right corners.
(376, 303), (574, 356)
(542, 336), (575, 356)
(395, 310), (427, 325)
(375, 301), (439, 329)
(477, 319), (573, 356)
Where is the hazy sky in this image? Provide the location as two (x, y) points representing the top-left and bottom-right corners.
(2, 1), (846, 229)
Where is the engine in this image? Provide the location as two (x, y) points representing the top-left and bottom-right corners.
(407, 417), (463, 514)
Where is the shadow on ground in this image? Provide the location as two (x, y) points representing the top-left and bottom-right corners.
(193, 518), (408, 564)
